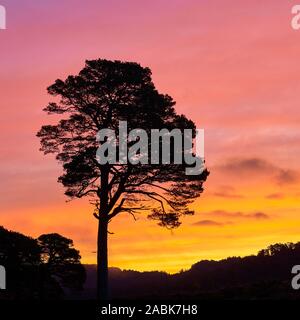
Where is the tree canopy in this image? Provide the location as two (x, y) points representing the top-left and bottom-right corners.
(37, 59), (209, 228)
(0, 226), (85, 299)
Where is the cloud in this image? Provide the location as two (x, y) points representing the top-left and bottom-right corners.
(219, 158), (275, 174)
(251, 212), (270, 219)
(265, 193), (284, 199)
(212, 185), (244, 199)
(193, 211), (269, 227)
(218, 157), (299, 186)
(213, 192), (244, 199)
(209, 210), (270, 220)
(275, 169), (299, 185)
(193, 220), (228, 227)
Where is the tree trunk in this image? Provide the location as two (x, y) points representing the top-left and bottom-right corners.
(97, 216), (108, 300)
(97, 165), (110, 300)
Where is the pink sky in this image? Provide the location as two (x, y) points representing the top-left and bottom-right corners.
(1, 0), (300, 272)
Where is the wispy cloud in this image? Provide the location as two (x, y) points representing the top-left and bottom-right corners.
(265, 193), (284, 199)
(275, 169), (299, 185)
(212, 185), (244, 199)
(208, 210), (270, 220)
(219, 158), (274, 174)
(193, 220), (231, 227)
(217, 157), (299, 186)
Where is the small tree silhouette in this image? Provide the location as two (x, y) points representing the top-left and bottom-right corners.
(37, 59), (208, 300)
(0, 227), (85, 299)
(38, 233), (86, 291)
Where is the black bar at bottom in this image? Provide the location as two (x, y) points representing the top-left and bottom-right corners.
(0, 300), (297, 319)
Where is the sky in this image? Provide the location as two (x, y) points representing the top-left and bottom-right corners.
(1, 0), (300, 273)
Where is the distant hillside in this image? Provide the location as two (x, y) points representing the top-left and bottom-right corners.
(80, 242), (300, 299)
